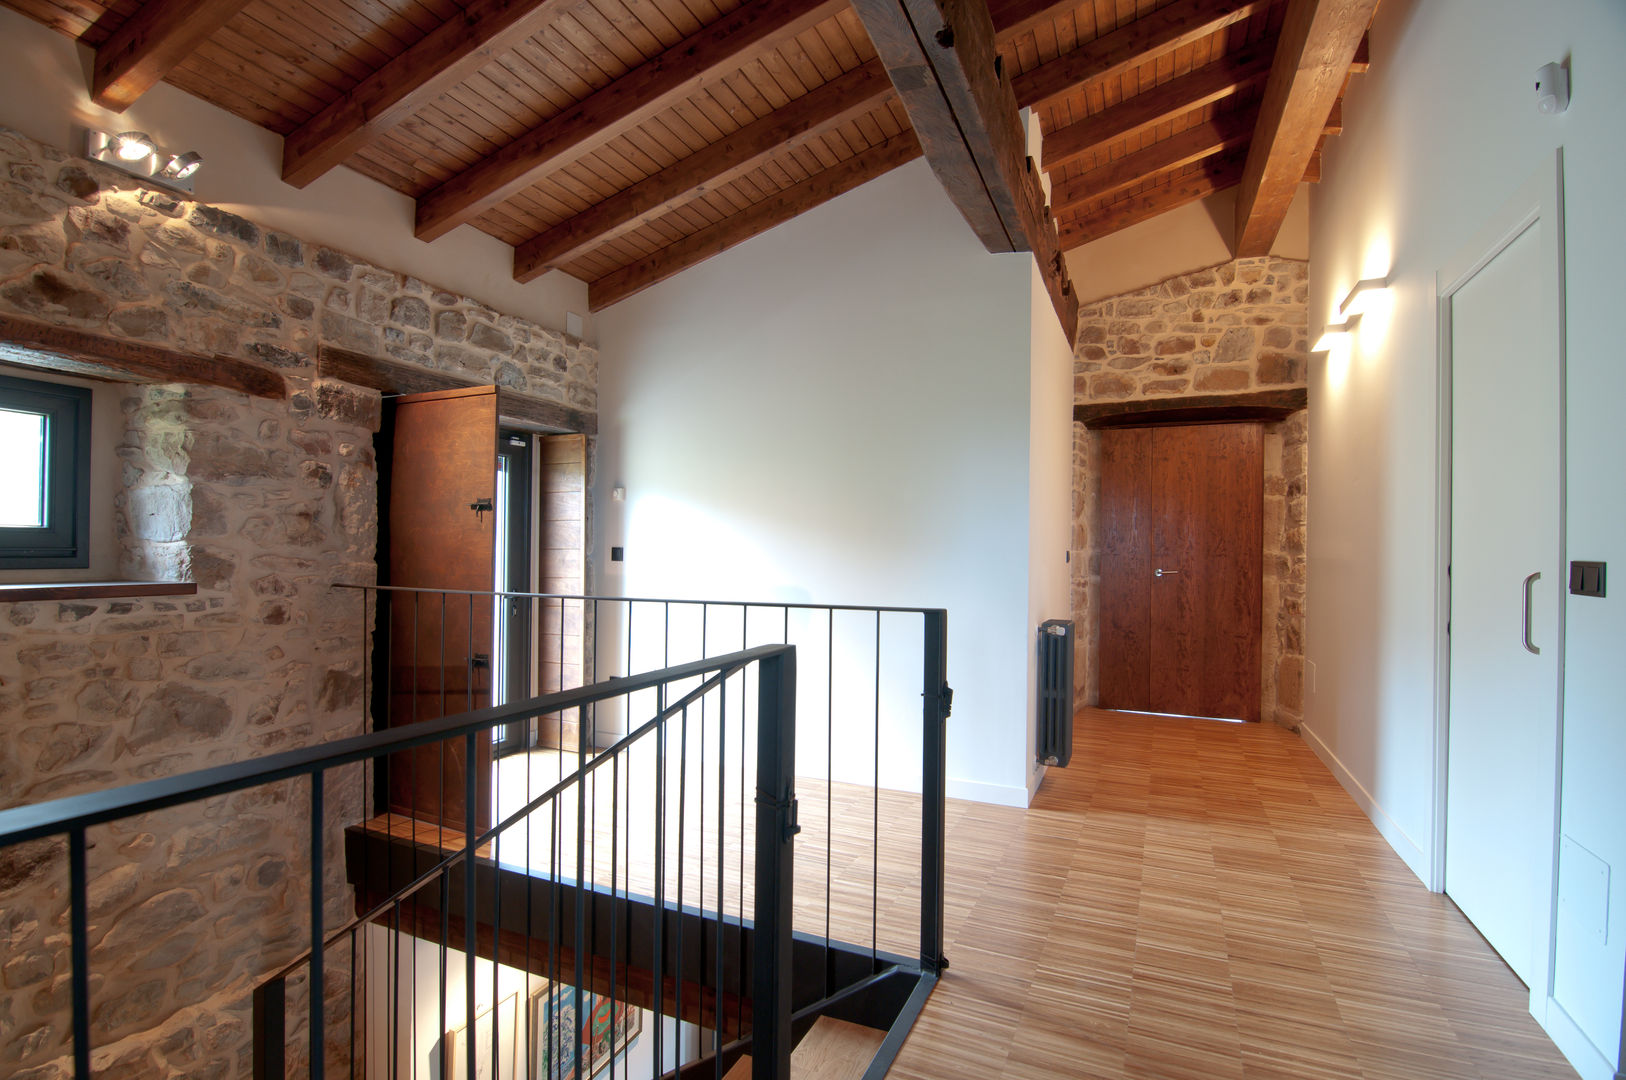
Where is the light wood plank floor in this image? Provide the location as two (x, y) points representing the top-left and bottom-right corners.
(887, 708), (1578, 1080)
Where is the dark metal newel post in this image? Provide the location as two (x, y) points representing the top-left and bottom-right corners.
(253, 977), (287, 1079)
(920, 610), (950, 975)
(69, 827), (91, 1080)
(752, 649), (797, 1080)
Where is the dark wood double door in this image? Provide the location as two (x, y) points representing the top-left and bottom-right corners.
(1097, 423), (1262, 722)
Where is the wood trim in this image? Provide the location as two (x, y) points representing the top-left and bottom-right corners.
(1059, 150), (1248, 249)
(588, 131), (923, 311)
(317, 346), (596, 434)
(0, 580), (198, 602)
(1050, 114), (1252, 212)
(91, 0), (250, 110)
(413, 0), (847, 243)
(1041, 43), (1273, 174)
(1012, 0), (1272, 110)
(512, 59), (895, 281)
(1074, 387), (1307, 428)
(1233, 0), (1378, 256)
(0, 314), (285, 398)
(281, 0), (574, 188)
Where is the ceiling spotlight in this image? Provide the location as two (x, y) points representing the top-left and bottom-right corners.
(1337, 276), (1391, 318)
(111, 131), (156, 161)
(161, 152), (204, 180)
(1312, 313), (1362, 353)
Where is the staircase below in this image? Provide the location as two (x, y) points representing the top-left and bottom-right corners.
(723, 1017), (887, 1080)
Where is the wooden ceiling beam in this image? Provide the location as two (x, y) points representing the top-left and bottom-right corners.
(1041, 43), (1272, 174)
(414, 0), (846, 243)
(850, 0), (1023, 252)
(513, 59), (895, 282)
(281, 0), (573, 189)
(1234, 0), (1377, 256)
(1012, 0), (1272, 110)
(1050, 114), (1251, 212)
(1058, 150), (1247, 249)
(91, 0), (251, 110)
(588, 132), (923, 311)
(989, 0), (1080, 46)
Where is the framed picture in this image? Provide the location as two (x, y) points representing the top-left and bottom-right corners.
(445, 991), (520, 1080)
(530, 985), (642, 1080)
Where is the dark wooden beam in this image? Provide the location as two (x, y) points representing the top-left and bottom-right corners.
(1058, 150), (1247, 249)
(1041, 43), (1272, 174)
(90, 0), (250, 110)
(848, 0), (1022, 251)
(513, 59), (895, 282)
(1074, 387), (1307, 427)
(1234, 0), (1377, 256)
(1050, 114), (1251, 212)
(0, 314), (285, 398)
(1013, 0), (1271, 110)
(317, 346), (596, 433)
(588, 132), (923, 311)
(282, 0), (572, 188)
(414, 0), (845, 243)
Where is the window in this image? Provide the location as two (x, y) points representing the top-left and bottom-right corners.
(0, 373), (91, 569)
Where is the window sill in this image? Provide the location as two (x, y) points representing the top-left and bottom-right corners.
(0, 581), (198, 603)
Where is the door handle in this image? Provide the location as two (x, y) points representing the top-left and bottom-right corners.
(1154, 568), (1180, 578)
(1521, 571), (1541, 655)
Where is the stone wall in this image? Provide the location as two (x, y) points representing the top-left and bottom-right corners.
(0, 122), (600, 1078)
(0, 124), (595, 411)
(1070, 256), (1309, 727)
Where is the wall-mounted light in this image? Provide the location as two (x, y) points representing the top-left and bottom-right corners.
(1337, 276), (1390, 318)
(87, 129), (203, 194)
(110, 130), (156, 161)
(1312, 313), (1362, 353)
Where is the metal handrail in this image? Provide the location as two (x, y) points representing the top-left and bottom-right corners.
(335, 580), (947, 617)
(0, 645), (787, 848)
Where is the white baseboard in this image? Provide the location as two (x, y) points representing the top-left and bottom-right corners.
(1540, 995), (1622, 1080)
(1298, 722), (1431, 886)
(946, 776), (1030, 808)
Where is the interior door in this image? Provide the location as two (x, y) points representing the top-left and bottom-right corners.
(1098, 423), (1262, 721)
(386, 385), (497, 831)
(1444, 186), (1563, 989)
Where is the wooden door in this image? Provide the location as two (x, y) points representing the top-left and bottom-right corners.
(386, 385), (497, 831)
(1098, 423), (1262, 721)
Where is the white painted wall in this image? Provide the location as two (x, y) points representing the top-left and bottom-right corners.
(1306, 1), (1626, 1075)
(593, 157), (1045, 806)
(1025, 258), (1075, 801)
(1065, 184), (1310, 304)
(0, 6), (589, 341)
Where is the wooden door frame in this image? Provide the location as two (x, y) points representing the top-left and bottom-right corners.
(1430, 150), (1566, 1008)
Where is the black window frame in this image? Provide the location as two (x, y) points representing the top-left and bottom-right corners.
(0, 372), (92, 569)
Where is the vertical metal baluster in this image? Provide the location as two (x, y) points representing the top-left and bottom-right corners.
(391, 900), (401, 1080)
(311, 771), (325, 1080)
(573, 699), (587, 1080)
(675, 703), (688, 1071)
(610, 753), (620, 1080)
(653, 694), (666, 1079)
(465, 733), (478, 1080)
(69, 827), (90, 1080)
(349, 926), (356, 1080)
(825, 608), (833, 998)
(714, 664), (726, 1078)
(437, 876), (448, 1080)
(752, 649), (796, 1080)
(872, 610), (880, 964)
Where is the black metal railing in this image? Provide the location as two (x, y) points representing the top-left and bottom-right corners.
(343, 586), (952, 987)
(0, 646), (799, 1080)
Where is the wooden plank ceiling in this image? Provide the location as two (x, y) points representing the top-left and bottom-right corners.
(7, 0), (1373, 320)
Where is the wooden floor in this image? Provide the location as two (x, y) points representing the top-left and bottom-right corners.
(887, 708), (1579, 1080)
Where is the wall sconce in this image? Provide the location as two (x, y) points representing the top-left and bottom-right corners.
(87, 129), (203, 194)
(1337, 276), (1390, 318)
(1312, 313), (1362, 353)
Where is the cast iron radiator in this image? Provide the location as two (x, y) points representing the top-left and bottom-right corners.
(1037, 619), (1075, 767)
